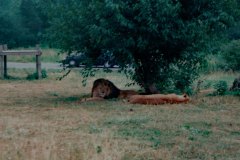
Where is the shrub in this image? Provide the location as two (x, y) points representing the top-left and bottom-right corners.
(156, 58), (201, 95)
(41, 69), (48, 78)
(26, 69), (48, 80)
(213, 80), (228, 95)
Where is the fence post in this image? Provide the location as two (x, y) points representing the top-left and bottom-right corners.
(36, 44), (42, 79)
(3, 44), (7, 78)
(0, 45), (4, 79)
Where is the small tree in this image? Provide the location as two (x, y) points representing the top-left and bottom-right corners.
(46, 0), (239, 93)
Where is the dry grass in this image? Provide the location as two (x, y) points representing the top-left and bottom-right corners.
(0, 69), (240, 160)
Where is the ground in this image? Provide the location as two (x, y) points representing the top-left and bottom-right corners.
(0, 69), (240, 160)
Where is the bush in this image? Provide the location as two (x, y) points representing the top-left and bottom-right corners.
(26, 69), (48, 80)
(221, 40), (240, 71)
(213, 80), (228, 95)
(156, 58), (201, 95)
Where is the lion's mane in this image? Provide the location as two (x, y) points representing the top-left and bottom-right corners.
(88, 78), (138, 101)
(91, 78), (121, 99)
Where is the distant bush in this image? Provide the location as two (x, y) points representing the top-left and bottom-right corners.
(26, 69), (48, 80)
(41, 69), (48, 79)
(213, 80), (228, 95)
(221, 40), (240, 71)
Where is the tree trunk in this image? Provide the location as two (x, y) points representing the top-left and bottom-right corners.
(144, 83), (160, 94)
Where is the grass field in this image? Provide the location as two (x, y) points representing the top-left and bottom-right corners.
(0, 69), (240, 160)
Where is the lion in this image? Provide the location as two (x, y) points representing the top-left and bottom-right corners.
(128, 93), (190, 105)
(82, 78), (138, 102)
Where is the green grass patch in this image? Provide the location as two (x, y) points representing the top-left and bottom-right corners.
(230, 131), (240, 136)
(58, 96), (80, 103)
(89, 125), (103, 134)
(118, 127), (162, 148)
(105, 116), (149, 127)
(105, 116), (163, 148)
(182, 124), (212, 141)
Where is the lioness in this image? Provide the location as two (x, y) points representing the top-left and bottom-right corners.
(83, 78), (138, 102)
(128, 93), (190, 105)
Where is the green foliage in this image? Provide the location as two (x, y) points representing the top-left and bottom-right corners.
(26, 69), (48, 80)
(202, 53), (228, 72)
(227, 90), (240, 96)
(221, 40), (240, 71)
(0, 0), (48, 48)
(46, 0), (240, 92)
(213, 80), (228, 95)
(228, 22), (240, 40)
(41, 69), (48, 79)
(156, 57), (202, 93)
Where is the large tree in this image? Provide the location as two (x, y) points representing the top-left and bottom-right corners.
(47, 0), (239, 93)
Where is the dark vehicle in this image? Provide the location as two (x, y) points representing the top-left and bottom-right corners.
(61, 52), (118, 68)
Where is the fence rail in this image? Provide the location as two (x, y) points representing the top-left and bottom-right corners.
(0, 50), (42, 56)
(0, 44), (42, 79)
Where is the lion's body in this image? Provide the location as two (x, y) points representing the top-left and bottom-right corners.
(128, 94), (190, 105)
(83, 78), (138, 102)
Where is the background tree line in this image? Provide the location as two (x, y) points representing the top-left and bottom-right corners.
(0, 0), (47, 48)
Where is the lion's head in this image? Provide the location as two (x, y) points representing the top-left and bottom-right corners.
(91, 78), (120, 99)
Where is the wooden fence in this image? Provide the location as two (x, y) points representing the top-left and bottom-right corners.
(0, 44), (42, 79)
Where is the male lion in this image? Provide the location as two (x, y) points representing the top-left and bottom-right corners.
(83, 78), (138, 102)
(128, 93), (190, 105)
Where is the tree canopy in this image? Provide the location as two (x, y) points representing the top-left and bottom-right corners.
(46, 0), (239, 93)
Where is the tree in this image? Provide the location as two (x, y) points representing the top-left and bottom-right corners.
(19, 0), (47, 46)
(47, 0), (239, 93)
(0, 0), (49, 47)
(0, 0), (23, 47)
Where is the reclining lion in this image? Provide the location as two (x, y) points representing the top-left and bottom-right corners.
(82, 78), (190, 105)
(82, 78), (138, 102)
(128, 93), (190, 105)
